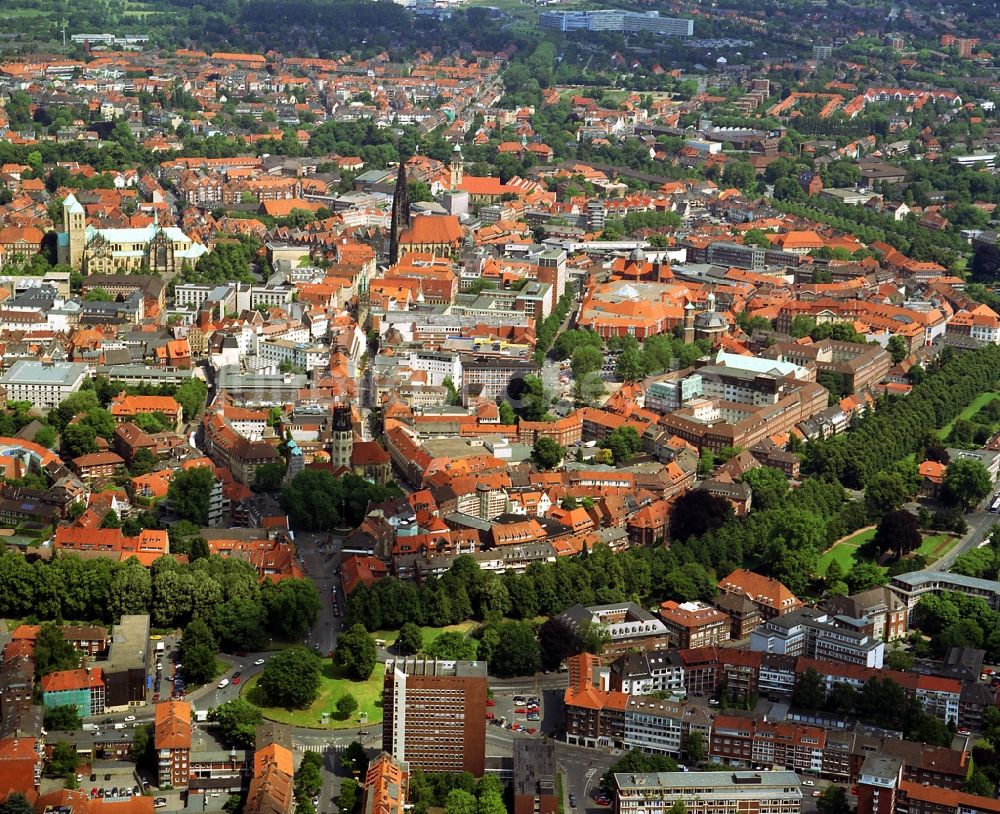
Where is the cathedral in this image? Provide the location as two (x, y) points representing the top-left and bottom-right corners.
(57, 193), (208, 274)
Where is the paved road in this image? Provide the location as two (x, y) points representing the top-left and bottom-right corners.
(932, 507), (997, 572)
(297, 531), (346, 656)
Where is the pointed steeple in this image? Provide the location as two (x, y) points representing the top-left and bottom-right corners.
(389, 160), (410, 266)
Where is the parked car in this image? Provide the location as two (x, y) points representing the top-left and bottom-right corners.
(124, 715), (135, 722)
(485, 699), (496, 706)
(514, 707), (527, 714)
(218, 678), (230, 689)
(254, 658), (265, 666)
(802, 781), (815, 787)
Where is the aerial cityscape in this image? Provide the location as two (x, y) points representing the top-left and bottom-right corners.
(5, 1), (1000, 814)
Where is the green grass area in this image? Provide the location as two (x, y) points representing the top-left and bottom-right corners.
(916, 533), (958, 560)
(818, 527), (876, 574)
(817, 541), (864, 575)
(818, 529), (959, 576)
(936, 391), (1000, 440)
(370, 622), (477, 652)
(243, 661), (384, 730)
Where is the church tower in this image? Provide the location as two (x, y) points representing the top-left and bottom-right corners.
(62, 193), (86, 271)
(330, 404), (354, 469)
(449, 144), (464, 191)
(388, 160), (410, 267)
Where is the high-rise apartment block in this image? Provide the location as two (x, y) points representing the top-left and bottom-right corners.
(382, 657), (488, 775)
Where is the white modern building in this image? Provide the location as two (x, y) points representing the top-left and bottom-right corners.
(0, 361), (89, 408)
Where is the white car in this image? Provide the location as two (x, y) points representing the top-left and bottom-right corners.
(218, 678), (230, 689)
(254, 658), (265, 666)
(124, 715), (136, 722)
(802, 781), (815, 787)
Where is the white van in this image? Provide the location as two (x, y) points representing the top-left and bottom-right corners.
(218, 678), (230, 689)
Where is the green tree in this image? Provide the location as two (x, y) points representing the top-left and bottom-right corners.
(743, 228), (771, 248)
(602, 426), (642, 466)
(175, 378), (208, 420)
(816, 786), (852, 814)
(34, 622), (79, 678)
(615, 345), (645, 381)
(34, 424), (57, 448)
(865, 471), (909, 518)
(683, 731), (705, 764)
(209, 699), (263, 749)
(446, 790), (477, 814)
(43, 704), (81, 732)
(0, 795), (34, 814)
(571, 345), (604, 379)
(168, 466), (215, 525)
(887, 335), (909, 365)
(260, 647), (322, 709)
(261, 578), (322, 640)
(281, 470), (402, 530)
(944, 458), (993, 510)
(61, 422), (98, 458)
(334, 624), (378, 680)
(792, 667), (825, 710)
(129, 447), (157, 477)
(396, 622), (423, 655)
(45, 741), (79, 779)
(873, 510), (921, 557)
(339, 778), (359, 814)
(341, 741), (369, 775)
(477, 792), (506, 814)
(425, 631), (477, 661)
(846, 561), (887, 593)
(255, 462), (287, 492)
(336, 692), (359, 719)
(498, 400), (516, 425)
(964, 772), (995, 797)
(478, 620), (539, 678)
(741, 467), (789, 512)
(179, 618), (218, 685)
(531, 436), (564, 470)
(212, 597), (269, 652)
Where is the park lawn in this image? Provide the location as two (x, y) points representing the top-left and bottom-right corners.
(369, 621), (477, 651)
(818, 528), (876, 575)
(917, 533), (959, 561)
(817, 542), (862, 576)
(243, 660), (384, 730)
(819, 530), (958, 577)
(936, 391), (1000, 441)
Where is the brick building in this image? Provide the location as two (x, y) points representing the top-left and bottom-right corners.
(382, 657), (487, 775)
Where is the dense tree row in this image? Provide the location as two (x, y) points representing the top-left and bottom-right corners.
(793, 667), (952, 746)
(280, 470), (403, 530)
(0, 551), (319, 649)
(913, 590), (1000, 662)
(344, 543), (717, 633)
(805, 344), (1000, 487)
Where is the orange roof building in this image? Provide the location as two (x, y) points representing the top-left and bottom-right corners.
(154, 700), (192, 788)
(247, 743), (295, 814)
(717, 568), (803, 620)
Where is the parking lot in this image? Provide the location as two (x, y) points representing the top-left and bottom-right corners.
(77, 765), (146, 803)
(487, 687), (543, 737)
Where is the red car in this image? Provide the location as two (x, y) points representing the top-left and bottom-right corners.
(514, 707), (527, 714)
(486, 699), (496, 707)
(485, 712), (494, 720)
(232, 676), (241, 685)
(526, 727), (537, 735)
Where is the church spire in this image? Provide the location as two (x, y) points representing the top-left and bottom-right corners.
(389, 160), (410, 267)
